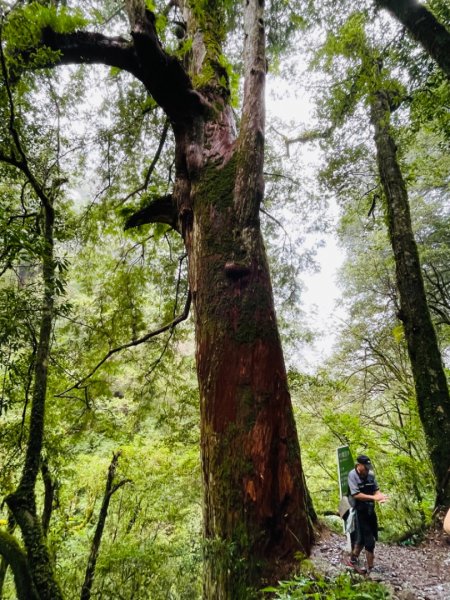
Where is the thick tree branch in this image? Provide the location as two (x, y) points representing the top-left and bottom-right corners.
(39, 10), (206, 123)
(56, 290), (191, 397)
(40, 28), (141, 77)
(375, 0), (450, 78)
(124, 193), (179, 231)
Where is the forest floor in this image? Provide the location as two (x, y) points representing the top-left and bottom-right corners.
(310, 525), (450, 599)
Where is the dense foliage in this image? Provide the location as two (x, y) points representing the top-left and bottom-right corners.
(0, 0), (449, 598)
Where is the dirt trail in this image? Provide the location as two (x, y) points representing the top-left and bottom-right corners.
(310, 528), (450, 599)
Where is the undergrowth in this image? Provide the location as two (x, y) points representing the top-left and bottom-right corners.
(262, 571), (391, 599)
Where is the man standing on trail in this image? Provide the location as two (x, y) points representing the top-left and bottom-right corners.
(347, 455), (388, 573)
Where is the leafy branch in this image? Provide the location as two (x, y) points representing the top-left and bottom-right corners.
(56, 290), (191, 398)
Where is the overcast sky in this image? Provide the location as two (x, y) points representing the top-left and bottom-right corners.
(266, 75), (347, 370)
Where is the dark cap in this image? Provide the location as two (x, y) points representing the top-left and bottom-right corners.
(356, 455), (372, 466)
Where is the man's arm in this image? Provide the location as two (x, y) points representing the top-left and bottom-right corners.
(353, 490), (388, 503)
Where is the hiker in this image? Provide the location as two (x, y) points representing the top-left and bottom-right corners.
(347, 454), (388, 573)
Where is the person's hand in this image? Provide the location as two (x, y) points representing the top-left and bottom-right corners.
(374, 491), (389, 503)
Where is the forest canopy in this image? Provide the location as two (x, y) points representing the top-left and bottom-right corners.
(0, 0), (449, 598)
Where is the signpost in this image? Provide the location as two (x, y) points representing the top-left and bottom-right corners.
(337, 446), (354, 541)
(337, 445), (354, 498)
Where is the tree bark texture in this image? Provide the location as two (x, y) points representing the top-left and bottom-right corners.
(0, 31), (63, 598)
(41, 459), (56, 536)
(0, 531), (39, 600)
(376, 0), (450, 79)
(20, 1), (315, 596)
(371, 90), (450, 506)
(5, 195), (63, 600)
(191, 201), (313, 596)
(184, 2), (313, 597)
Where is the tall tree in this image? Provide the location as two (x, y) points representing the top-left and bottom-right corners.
(2, 0), (314, 596)
(370, 82), (450, 505)
(0, 18), (65, 597)
(314, 13), (450, 505)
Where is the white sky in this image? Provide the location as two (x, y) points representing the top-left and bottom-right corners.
(266, 76), (348, 370)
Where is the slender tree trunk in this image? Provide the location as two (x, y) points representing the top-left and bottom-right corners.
(370, 89), (450, 505)
(81, 452), (128, 600)
(375, 0), (450, 79)
(0, 29), (62, 597)
(5, 196), (63, 599)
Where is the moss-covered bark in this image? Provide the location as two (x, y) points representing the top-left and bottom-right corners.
(5, 194), (63, 599)
(188, 157), (314, 598)
(0, 531), (39, 600)
(21, 2), (316, 596)
(371, 90), (450, 506)
(172, 2), (315, 595)
(0, 29), (63, 596)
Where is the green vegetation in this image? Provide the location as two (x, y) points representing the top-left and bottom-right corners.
(0, 0), (449, 598)
(263, 571), (390, 599)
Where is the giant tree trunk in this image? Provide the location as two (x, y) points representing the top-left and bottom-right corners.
(172, 4), (314, 596)
(173, 3), (314, 595)
(371, 90), (450, 505)
(21, 0), (315, 595)
(185, 154), (313, 596)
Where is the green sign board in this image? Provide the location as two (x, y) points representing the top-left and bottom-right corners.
(337, 446), (354, 498)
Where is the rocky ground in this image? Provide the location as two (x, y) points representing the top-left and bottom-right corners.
(310, 526), (450, 599)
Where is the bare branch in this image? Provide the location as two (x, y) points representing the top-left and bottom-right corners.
(80, 451), (130, 600)
(117, 117), (170, 206)
(269, 126), (333, 157)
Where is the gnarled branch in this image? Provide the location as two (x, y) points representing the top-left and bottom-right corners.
(41, 28), (141, 76)
(124, 193), (179, 231)
(35, 9), (206, 123)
